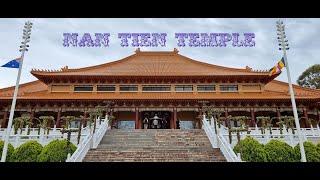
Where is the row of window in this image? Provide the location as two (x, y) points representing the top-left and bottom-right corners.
(73, 84), (239, 92)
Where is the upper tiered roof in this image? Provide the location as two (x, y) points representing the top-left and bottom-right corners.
(30, 49), (273, 81)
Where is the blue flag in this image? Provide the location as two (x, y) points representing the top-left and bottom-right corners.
(1, 58), (21, 68)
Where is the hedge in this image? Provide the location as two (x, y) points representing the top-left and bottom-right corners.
(233, 136), (267, 162)
(37, 139), (77, 162)
(294, 141), (320, 162)
(0, 140), (14, 161)
(264, 139), (296, 162)
(11, 141), (43, 162)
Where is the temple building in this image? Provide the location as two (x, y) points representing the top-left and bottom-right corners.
(0, 48), (319, 129)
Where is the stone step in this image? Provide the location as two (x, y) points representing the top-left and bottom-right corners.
(83, 129), (226, 162)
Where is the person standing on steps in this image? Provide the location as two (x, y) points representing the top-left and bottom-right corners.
(143, 117), (149, 129)
(176, 119), (180, 129)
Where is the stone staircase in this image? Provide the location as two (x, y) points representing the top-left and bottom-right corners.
(83, 129), (226, 162)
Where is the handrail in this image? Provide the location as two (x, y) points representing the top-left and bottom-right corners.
(66, 117), (109, 162)
(202, 116), (241, 162)
(217, 133), (242, 162)
(66, 133), (93, 162)
(93, 119), (109, 148)
(202, 117), (217, 148)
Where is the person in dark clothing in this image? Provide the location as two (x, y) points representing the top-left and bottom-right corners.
(176, 120), (180, 129)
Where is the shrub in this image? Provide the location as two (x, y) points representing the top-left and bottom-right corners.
(234, 136), (267, 162)
(11, 140), (43, 162)
(294, 141), (320, 162)
(264, 139), (296, 162)
(38, 139), (77, 162)
(0, 140), (14, 161)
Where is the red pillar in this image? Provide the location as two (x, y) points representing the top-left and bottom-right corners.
(2, 111), (8, 127)
(170, 110), (174, 129)
(317, 110), (320, 123)
(173, 108), (177, 129)
(56, 110), (61, 127)
(250, 108), (255, 127)
(224, 108), (229, 127)
(276, 108), (281, 120)
(83, 111), (88, 127)
(303, 108), (309, 128)
(30, 110), (35, 127)
(135, 108), (139, 129)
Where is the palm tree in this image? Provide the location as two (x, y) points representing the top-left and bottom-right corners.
(38, 116), (55, 135)
(88, 106), (104, 133)
(229, 116), (250, 143)
(13, 117), (23, 134)
(77, 115), (90, 145)
(202, 106), (224, 132)
(256, 116), (270, 135)
(20, 114), (33, 135)
(275, 117), (285, 135)
(61, 116), (76, 130)
(280, 116), (295, 134)
(108, 114), (116, 128)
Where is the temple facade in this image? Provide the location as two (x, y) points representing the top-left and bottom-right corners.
(0, 48), (319, 129)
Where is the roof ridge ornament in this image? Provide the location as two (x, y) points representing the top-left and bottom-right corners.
(135, 48), (141, 54)
(245, 66), (252, 71)
(61, 66), (69, 71)
(173, 48), (179, 54)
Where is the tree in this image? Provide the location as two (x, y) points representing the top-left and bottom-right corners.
(77, 115), (89, 145)
(38, 116), (55, 135)
(280, 116), (295, 134)
(88, 106), (104, 133)
(60, 116), (78, 145)
(229, 116), (250, 143)
(256, 116), (269, 135)
(297, 64), (320, 89)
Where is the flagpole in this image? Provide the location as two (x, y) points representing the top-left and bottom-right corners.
(276, 20), (306, 162)
(1, 21), (33, 162)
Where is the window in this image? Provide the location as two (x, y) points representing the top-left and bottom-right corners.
(119, 85), (138, 91)
(242, 84), (261, 91)
(142, 85), (171, 92)
(197, 85), (216, 92)
(74, 85), (93, 92)
(220, 85), (238, 92)
(97, 85), (116, 92)
(175, 85), (193, 92)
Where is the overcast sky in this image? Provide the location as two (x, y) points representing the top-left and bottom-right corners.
(0, 18), (318, 88)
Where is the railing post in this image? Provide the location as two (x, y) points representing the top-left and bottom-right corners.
(302, 129), (308, 141)
(15, 130), (20, 147)
(237, 153), (241, 161)
(317, 124), (320, 136)
(2, 128), (7, 139)
(25, 125), (29, 135)
(40, 128), (44, 144)
(289, 130), (294, 146)
(310, 124), (315, 137)
(53, 125), (56, 134)
(67, 153), (71, 162)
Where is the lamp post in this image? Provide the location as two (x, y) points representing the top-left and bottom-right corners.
(276, 19), (306, 162)
(1, 21), (33, 162)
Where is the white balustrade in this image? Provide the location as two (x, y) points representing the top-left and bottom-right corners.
(66, 117), (110, 162)
(202, 116), (241, 162)
(202, 116), (217, 148)
(217, 133), (242, 162)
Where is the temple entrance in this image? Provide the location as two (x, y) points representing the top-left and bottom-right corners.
(141, 111), (171, 129)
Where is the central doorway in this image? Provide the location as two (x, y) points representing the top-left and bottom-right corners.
(141, 111), (171, 129)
